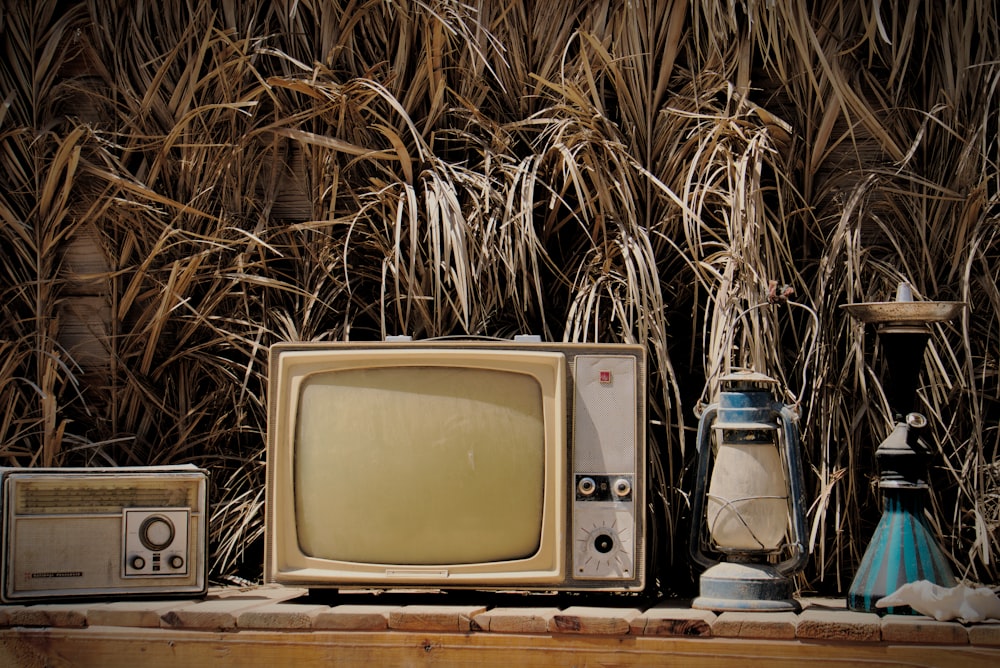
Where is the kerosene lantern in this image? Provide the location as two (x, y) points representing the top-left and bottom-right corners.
(842, 282), (964, 613)
(689, 368), (809, 611)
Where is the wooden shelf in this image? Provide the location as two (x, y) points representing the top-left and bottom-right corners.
(2, 586), (998, 667)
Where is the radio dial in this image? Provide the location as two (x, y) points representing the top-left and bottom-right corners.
(577, 477), (597, 496)
(123, 508), (193, 579)
(138, 515), (175, 551)
(613, 478), (632, 498)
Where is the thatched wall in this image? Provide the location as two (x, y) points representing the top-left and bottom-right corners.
(1, 1), (998, 595)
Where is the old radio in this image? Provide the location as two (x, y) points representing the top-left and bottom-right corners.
(1, 465), (208, 602)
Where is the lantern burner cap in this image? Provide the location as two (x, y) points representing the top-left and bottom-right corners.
(720, 369), (779, 389)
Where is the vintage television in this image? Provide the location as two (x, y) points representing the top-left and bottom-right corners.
(0, 464), (208, 602)
(265, 339), (647, 593)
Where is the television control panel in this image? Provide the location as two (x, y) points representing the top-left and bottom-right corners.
(571, 354), (644, 587)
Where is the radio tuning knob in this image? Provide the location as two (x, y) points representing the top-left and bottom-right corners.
(613, 477), (632, 498)
(130, 555), (146, 570)
(168, 555), (184, 569)
(138, 515), (175, 551)
(577, 477), (597, 496)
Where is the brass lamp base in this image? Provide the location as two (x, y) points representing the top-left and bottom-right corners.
(693, 561), (800, 612)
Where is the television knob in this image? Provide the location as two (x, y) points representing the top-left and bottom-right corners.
(168, 555), (184, 569)
(593, 533), (615, 554)
(130, 555), (146, 570)
(577, 477), (597, 496)
(613, 478), (631, 498)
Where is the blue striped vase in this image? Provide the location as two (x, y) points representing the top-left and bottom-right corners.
(847, 490), (956, 614)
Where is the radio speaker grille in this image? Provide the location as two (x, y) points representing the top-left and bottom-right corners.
(15, 480), (199, 514)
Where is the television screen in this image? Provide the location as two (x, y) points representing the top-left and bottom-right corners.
(294, 366), (546, 565)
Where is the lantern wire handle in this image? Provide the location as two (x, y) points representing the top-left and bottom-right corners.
(695, 296), (819, 418)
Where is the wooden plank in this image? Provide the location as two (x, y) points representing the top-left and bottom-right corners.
(634, 603), (716, 637)
(237, 602), (330, 629)
(471, 607), (556, 633)
(2, 602), (88, 628)
(158, 587), (306, 631)
(3, 627), (1000, 668)
(313, 604), (390, 631)
(159, 597), (269, 631)
(387, 605), (487, 632)
(969, 622), (1000, 646)
(795, 608), (881, 642)
(85, 599), (202, 628)
(881, 615), (969, 644)
(712, 611), (798, 640)
(549, 606), (642, 634)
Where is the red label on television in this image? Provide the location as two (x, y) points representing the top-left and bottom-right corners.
(599, 370), (612, 384)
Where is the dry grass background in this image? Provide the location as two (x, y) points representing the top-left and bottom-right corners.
(1, 0), (997, 596)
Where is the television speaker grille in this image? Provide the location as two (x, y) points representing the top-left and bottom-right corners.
(572, 354), (637, 474)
